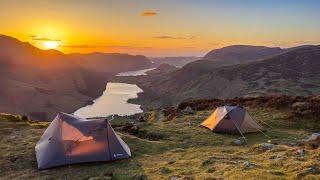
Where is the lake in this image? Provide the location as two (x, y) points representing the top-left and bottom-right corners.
(74, 83), (143, 118)
(74, 68), (154, 118)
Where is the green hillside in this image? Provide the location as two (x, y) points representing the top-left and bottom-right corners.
(1, 100), (319, 179)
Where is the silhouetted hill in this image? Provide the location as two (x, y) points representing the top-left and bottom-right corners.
(0, 35), (152, 120)
(0, 35), (70, 69)
(71, 53), (152, 73)
(202, 45), (284, 66)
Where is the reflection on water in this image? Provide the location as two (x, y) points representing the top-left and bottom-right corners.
(74, 83), (143, 118)
(116, 67), (155, 76)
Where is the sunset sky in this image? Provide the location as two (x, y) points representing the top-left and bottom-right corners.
(1, 0), (320, 56)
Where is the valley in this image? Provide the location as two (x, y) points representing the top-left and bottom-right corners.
(1, 35), (319, 121)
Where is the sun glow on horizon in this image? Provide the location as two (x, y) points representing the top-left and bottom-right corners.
(2, 0), (320, 56)
(43, 41), (60, 50)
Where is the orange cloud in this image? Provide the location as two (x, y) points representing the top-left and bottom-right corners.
(29, 35), (61, 42)
(153, 35), (196, 40)
(141, 11), (157, 16)
(63, 44), (153, 50)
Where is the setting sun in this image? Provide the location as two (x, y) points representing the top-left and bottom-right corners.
(43, 41), (59, 50)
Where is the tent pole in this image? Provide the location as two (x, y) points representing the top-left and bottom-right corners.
(106, 121), (113, 160)
(230, 118), (247, 143)
(247, 111), (273, 129)
(246, 112), (271, 139)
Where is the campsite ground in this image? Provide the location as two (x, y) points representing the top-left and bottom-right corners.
(0, 107), (319, 179)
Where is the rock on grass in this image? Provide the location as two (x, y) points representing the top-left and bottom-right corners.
(300, 133), (320, 149)
(251, 143), (276, 152)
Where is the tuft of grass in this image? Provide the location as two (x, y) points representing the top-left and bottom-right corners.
(160, 167), (172, 174)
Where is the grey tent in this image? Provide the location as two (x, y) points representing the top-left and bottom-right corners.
(200, 105), (262, 134)
(35, 112), (131, 169)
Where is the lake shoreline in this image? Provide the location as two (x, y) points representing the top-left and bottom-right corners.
(74, 68), (155, 118)
(74, 82), (143, 118)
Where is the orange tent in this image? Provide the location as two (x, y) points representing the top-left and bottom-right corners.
(201, 105), (262, 134)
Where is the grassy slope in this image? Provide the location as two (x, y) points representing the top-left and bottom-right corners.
(0, 107), (319, 180)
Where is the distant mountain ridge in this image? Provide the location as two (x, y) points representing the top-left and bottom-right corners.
(71, 52), (152, 73)
(202, 45), (285, 66)
(118, 45), (320, 109)
(1, 34), (319, 119)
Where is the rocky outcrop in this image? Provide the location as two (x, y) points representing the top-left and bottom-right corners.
(291, 102), (312, 115)
(181, 106), (195, 115)
(300, 133), (320, 149)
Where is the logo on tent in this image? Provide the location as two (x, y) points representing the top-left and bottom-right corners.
(114, 154), (124, 158)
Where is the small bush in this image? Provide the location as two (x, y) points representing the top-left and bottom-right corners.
(0, 114), (21, 122)
(202, 157), (216, 166)
(160, 167), (172, 174)
(128, 125), (166, 141)
(132, 174), (147, 180)
(270, 171), (285, 176)
(168, 160), (176, 164)
(145, 132), (166, 140)
(21, 115), (29, 121)
(207, 167), (216, 173)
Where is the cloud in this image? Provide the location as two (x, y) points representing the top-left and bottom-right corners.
(181, 46), (196, 49)
(153, 36), (175, 39)
(62, 44), (197, 52)
(62, 44), (205, 57)
(29, 35), (61, 41)
(293, 40), (320, 44)
(258, 41), (290, 47)
(63, 44), (153, 50)
(63, 44), (95, 48)
(140, 10), (157, 16)
(107, 45), (153, 50)
(255, 40), (319, 48)
(209, 42), (222, 46)
(153, 35), (196, 40)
